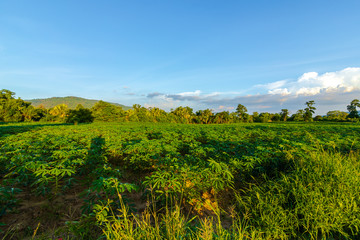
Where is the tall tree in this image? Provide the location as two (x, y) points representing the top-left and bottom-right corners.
(148, 107), (168, 122)
(271, 113), (281, 122)
(171, 106), (194, 124)
(280, 109), (289, 121)
(258, 112), (271, 123)
(326, 110), (348, 121)
(252, 112), (260, 122)
(0, 89), (32, 122)
(196, 109), (214, 124)
(213, 111), (230, 124)
(236, 104), (248, 122)
(304, 100), (316, 121)
(49, 104), (68, 121)
(91, 101), (124, 122)
(132, 104), (151, 122)
(0, 89), (15, 100)
(22, 105), (37, 122)
(347, 99), (360, 118)
(290, 110), (305, 121)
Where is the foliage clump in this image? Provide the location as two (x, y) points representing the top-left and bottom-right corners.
(66, 104), (94, 124)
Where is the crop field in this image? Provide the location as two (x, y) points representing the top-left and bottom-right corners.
(1, 122), (360, 239)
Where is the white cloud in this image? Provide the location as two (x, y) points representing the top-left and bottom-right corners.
(296, 87), (321, 96)
(257, 80), (287, 90)
(268, 88), (290, 95)
(298, 72), (319, 82)
(143, 67), (360, 114)
(261, 67), (360, 97)
(204, 92), (221, 97)
(178, 90), (201, 96)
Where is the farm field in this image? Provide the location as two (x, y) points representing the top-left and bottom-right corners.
(1, 122), (360, 239)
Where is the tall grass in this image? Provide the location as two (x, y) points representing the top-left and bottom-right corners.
(93, 149), (360, 239)
(93, 190), (258, 240)
(236, 149), (360, 239)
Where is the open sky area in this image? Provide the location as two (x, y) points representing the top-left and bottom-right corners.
(1, 0), (360, 115)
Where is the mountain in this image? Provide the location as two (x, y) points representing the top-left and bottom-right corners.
(26, 96), (132, 110)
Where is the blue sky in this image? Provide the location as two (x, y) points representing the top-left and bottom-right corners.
(1, 1), (360, 114)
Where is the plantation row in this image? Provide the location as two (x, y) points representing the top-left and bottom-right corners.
(1, 122), (360, 239)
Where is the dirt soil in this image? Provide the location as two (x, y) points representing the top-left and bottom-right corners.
(0, 183), (84, 239)
(0, 179), (148, 240)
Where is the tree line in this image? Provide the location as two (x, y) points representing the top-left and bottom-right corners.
(0, 89), (359, 124)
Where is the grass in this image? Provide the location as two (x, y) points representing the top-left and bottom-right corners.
(88, 149), (360, 240)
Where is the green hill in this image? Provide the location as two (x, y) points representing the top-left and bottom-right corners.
(26, 96), (131, 110)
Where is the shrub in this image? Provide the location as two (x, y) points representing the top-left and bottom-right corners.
(66, 107), (94, 124)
